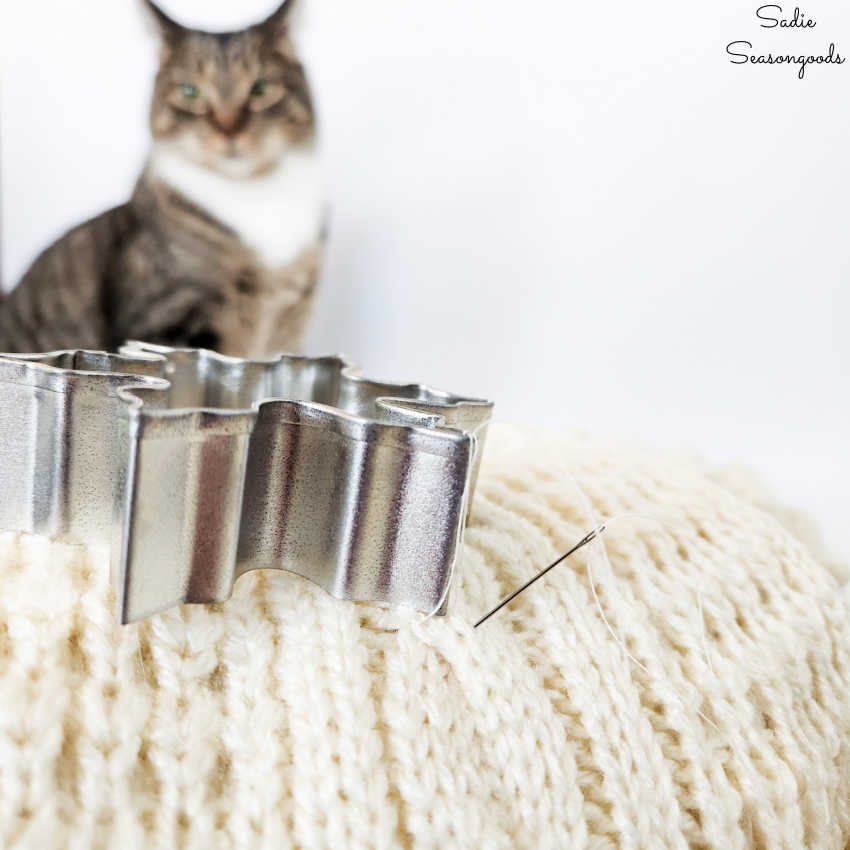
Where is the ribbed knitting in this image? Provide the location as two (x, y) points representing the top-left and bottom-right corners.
(0, 424), (847, 849)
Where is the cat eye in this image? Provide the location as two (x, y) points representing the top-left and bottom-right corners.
(246, 78), (284, 112)
(168, 80), (208, 115)
(178, 82), (200, 100)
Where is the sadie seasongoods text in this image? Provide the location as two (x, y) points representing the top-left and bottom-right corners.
(726, 5), (845, 79)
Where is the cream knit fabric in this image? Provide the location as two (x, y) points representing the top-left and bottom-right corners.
(0, 423), (848, 849)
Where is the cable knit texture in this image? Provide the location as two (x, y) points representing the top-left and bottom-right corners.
(0, 424), (848, 849)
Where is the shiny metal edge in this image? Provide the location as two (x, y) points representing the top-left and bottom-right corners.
(0, 344), (493, 623)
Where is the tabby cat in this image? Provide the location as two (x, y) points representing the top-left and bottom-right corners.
(0, 0), (324, 356)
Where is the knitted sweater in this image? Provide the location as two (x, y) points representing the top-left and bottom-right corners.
(0, 424), (847, 849)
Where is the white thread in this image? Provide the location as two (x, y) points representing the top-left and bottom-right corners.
(581, 510), (717, 678)
(566, 493), (721, 732)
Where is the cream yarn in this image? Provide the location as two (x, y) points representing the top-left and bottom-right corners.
(0, 423), (848, 849)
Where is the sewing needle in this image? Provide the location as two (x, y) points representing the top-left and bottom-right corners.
(473, 525), (605, 628)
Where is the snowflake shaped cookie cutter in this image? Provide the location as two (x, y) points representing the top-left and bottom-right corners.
(0, 342), (492, 623)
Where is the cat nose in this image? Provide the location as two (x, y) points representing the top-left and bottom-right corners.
(210, 106), (248, 138)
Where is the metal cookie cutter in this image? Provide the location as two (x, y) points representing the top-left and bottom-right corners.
(0, 343), (492, 623)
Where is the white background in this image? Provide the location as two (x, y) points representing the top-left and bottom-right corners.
(2, 0), (848, 561)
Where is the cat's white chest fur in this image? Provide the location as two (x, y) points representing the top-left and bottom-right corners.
(147, 140), (324, 269)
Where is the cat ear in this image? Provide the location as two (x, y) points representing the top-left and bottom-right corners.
(259, 0), (298, 34)
(143, 0), (185, 44)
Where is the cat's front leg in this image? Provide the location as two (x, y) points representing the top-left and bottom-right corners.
(216, 242), (322, 358)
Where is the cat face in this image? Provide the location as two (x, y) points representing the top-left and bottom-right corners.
(147, 0), (313, 178)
